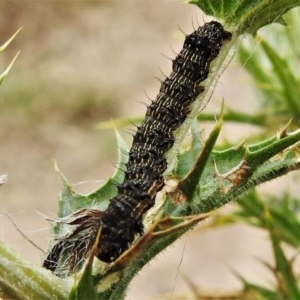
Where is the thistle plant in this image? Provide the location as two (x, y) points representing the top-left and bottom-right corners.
(1, 1), (300, 300)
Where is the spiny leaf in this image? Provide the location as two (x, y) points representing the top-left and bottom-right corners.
(56, 128), (128, 221)
(54, 161), (89, 220)
(179, 101), (224, 199)
(237, 192), (300, 248)
(174, 120), (203, 178)
(68, 230), (101, 300)
(174, 125), (300, 215)
(40, 4), (300, 300)
(0, 240), (70, 300)
(237, 8), (300, 127)
(230, 195), (300, 298)
(190, 0), (300, 34)
(260, 40), (300, 117)
(239, 276), (283, 300)
(87, 129), (129, 207)
(95, 108), (266, 131)
(46, 130), (129, 274)
(266, 210), (300, 299)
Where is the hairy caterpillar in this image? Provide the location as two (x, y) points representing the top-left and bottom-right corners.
(43, 21), (232, 274)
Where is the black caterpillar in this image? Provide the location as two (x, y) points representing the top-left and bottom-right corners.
(43, 21), (232, 274)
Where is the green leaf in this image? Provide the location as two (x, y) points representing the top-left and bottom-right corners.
(89, 124), (300, 299)
(237, 8), (300, 127)
(190, 0), (300, 34)
(179, 102), (224, 200)
(178, 125), (300, 215)
(266, 211), (300, 299)
(41, 3), (300, 299)
(260, 40), (300, 117)
(174, 120), (203, 178)
(237, 192), (300, 248)
(56, 129), (128, 220)
(87, 130), (129, 208)
(45, 130), (129, 275)
(240, 278), (283, 300)
(68, 231), (100, 300)
(95, 109), (267, 130)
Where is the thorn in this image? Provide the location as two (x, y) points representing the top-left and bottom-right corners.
(0, 51), (20, 84)
(233, 138), (246, 151)
(278, 118), (292, 139)
(53, 159), (70, 187)
(214, 159), (222, 177)
(0, 27), (22, 52)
